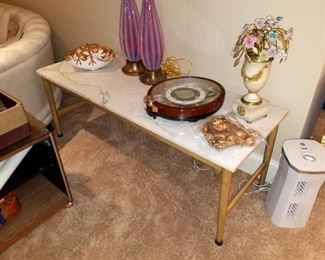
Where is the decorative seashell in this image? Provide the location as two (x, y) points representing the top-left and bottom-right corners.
(64, 43), (114, 71)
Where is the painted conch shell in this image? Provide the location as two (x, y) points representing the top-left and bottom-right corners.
(65, 43), (114, 71)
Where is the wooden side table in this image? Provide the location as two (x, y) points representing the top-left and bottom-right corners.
(0, 114), (73, 252)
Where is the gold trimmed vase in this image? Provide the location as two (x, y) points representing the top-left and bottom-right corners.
(241, 59), (272, 105)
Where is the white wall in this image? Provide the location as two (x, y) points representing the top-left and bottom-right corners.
(4, 0), (325, 173)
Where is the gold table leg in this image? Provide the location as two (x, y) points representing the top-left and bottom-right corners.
(258, 125), (279, 185)
(214, 125), (280, 245)
(42, 78), (63, 137)
(215, 168), (233, 246)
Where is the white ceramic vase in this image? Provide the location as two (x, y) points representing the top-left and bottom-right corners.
(241, 59), (272, 104)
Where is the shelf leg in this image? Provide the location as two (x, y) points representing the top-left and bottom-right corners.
(49, 133), (73, 204)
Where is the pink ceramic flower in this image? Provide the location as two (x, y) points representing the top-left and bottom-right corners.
(286, 27), (294, 40)
(243, 35), (256, 49)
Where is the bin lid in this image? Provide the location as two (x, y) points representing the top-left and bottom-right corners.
(282, 139), (325, 173)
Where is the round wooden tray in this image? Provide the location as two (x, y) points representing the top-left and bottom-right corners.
(144, 76), (225, 121)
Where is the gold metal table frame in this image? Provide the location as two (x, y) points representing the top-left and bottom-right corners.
(41, 74), (282, 246)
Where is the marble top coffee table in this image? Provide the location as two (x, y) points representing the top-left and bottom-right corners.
(37, 59), (288, 245)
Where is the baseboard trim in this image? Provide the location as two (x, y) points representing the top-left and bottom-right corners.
(239, 152), (279, 184)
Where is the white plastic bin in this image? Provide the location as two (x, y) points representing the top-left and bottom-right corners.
(265, 139), (325, 228)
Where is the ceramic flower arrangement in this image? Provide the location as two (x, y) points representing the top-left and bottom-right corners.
(232, 15), (293, 66)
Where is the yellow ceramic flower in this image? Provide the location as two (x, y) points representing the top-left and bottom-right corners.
(258, 50), (269, 62)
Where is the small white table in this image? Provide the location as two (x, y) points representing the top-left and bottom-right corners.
(37, 59), (288, 245)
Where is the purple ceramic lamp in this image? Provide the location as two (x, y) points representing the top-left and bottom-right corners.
(119, 0), (144, 75)
(139, 0), (167, 85)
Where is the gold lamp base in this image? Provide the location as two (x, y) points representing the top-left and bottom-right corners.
(122, 60), (145, 76)
(139, 68), (167, 85)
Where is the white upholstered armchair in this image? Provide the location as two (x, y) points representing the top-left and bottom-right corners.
(0, 2), (61, 190)
(0, 2), (61, 124)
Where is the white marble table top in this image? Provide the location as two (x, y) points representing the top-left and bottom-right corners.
(37, 59), (288, 173)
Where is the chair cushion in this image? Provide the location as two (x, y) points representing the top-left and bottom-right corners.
(0, 3), (51, 72)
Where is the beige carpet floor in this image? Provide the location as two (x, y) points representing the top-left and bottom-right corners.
(1, 102), (325, 260)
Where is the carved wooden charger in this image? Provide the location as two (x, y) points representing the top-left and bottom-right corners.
(144, 76), (225, 121)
